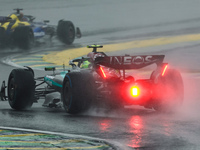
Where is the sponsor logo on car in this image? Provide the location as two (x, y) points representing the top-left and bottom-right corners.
(109, 56), (157, 65)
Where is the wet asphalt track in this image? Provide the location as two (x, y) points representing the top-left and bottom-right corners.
(1, 0), (200, 149)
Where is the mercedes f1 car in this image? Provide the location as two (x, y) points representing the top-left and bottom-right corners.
(0, 9), (81, 50)
(0, 45), (184, 113)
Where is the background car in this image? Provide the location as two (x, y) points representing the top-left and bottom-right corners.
(0, 8), (81, 50)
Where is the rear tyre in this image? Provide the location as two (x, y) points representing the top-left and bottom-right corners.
(152, 69), (184, 112)
(13, 26), (34, 50)
(57, 20), (75, 45)
(62, 70), (95, 114)
(0, 27), (6, 48)
(7, 69), (35, 110)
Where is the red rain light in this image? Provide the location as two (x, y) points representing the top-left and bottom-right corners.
(130, 86), (140, 97)
(162, 65), (168, 76)
(100, 66), (107, 78)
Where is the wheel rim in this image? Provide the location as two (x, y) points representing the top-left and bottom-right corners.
(68, 26), (74, 40)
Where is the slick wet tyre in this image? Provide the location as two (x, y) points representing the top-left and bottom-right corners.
(7, 69), (35, 110)
(62, 70), (95, 114)
(57, 20), (75, 45)
(13, 26), (34, 50)
(0, 27), (6, 48)
(152, 69), (184, 112)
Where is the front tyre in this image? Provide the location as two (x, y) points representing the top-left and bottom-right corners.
(57, 20), (75, 45)
(152, 69), (184, 112)
(7, 69), (35, 110)
(62, 70), (95, 114)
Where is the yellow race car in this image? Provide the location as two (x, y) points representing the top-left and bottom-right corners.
(0, 9), (34, 49)
(0, 9), (81, 50)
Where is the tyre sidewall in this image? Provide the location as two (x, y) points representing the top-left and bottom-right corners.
(7, 69), (35, 110)
(152, 69), (184, 112)
(57, 20), (75, 45)
(62, 70), (95, 114)
(13, 26), (34, 50)
(0, 27), (6, 48)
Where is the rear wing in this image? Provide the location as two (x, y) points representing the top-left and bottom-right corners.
(94, 55), (165, 69)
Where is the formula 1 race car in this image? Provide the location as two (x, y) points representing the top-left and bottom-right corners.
(0, 45), (184, 113)
(0, 9), (81, 50)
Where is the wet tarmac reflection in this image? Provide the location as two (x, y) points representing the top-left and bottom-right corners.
(99, 119), (112, 132)
(128, 115), (143, 148)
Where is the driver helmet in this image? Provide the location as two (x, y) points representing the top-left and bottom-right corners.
(81, 60), (91, 68)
